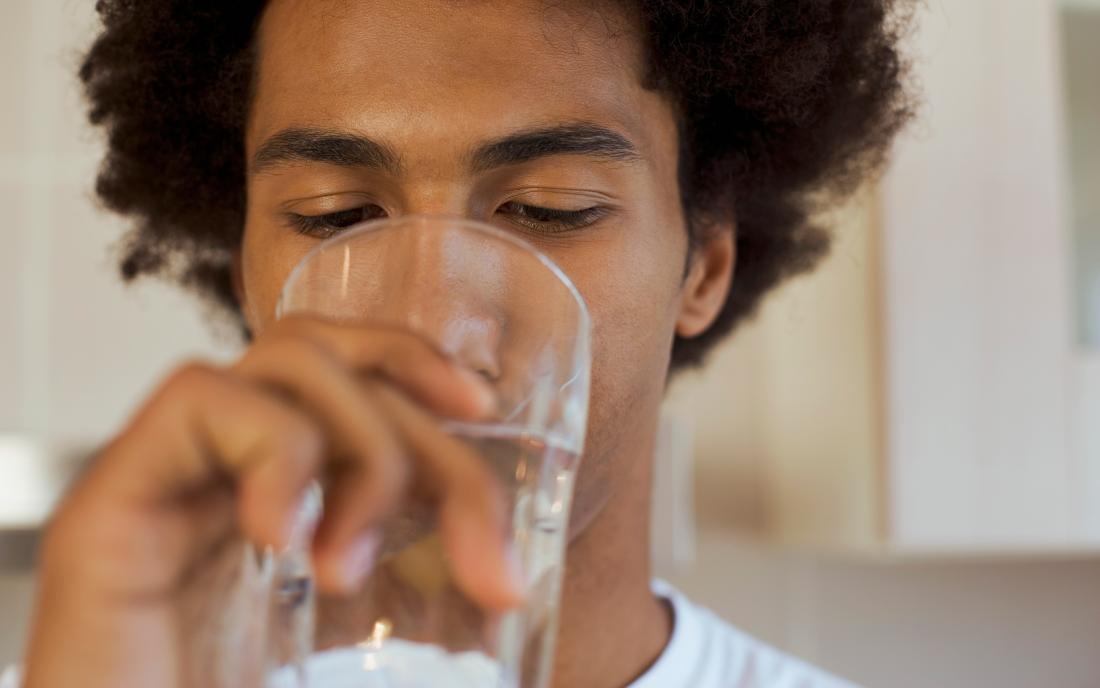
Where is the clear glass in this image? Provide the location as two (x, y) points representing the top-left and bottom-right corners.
(258, 215), (590, 688)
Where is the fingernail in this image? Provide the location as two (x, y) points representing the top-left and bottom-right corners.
(338, 531), (381, 589)
(283, 485), (323, 551)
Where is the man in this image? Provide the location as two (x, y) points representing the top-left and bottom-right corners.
(11, 1), (909, 686)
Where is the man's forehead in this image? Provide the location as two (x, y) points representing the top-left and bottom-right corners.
(248, 0), (656, 164)
(256, 0), (643, 75)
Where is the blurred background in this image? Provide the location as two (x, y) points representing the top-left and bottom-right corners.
(1, 1), (1099, 686)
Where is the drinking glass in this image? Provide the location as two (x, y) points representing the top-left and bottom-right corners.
(259, 214), (591, 688)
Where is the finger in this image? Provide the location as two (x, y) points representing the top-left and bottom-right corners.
(274, 315), (496, 420)
(232, 334), (411, 552)
(371, 383), (525, 611)
(66, 363), (325, 593)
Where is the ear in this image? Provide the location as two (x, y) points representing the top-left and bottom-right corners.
(675, 225), (735, 338)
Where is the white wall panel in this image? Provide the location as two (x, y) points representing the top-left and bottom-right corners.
(882, 0), (1075, 546)
(0, 0), (235, 443)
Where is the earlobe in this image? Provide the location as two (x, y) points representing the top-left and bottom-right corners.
(675, 227), (735, 338)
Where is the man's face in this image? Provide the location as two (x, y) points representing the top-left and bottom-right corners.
(240, 0), (695, 535)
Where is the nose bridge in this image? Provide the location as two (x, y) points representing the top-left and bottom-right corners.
(398, 228), (451, 327)
(399, 175), (475, 219)
(390, 221), (503, 377)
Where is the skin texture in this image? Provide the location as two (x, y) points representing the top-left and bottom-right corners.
(242, 0), (730, 570)
(242, 2), (732, 683)
(24, 1), (733, 687)
(78, 0), (914, 368)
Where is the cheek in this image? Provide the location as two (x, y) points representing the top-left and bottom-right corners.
(552, 217), (686, 533)
(566, 216), (687, 444)
(596, 223), (684, 371)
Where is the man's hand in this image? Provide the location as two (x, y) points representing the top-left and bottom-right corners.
(22, 315), (523, 688)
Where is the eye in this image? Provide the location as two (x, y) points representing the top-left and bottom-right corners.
(285, 204), (388, 238)
(496, 201), (609, 234)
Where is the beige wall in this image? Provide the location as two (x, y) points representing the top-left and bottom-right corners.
(653, 189), (1100, 687)
(666, 533), (1100, 688)
(665, 192), (884, 548)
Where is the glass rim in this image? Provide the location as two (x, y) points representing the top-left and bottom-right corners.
(275, 213), (591, 335)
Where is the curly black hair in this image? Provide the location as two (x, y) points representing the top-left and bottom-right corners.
(80, 0), (912, 368)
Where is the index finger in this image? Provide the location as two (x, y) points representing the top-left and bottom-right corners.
(272, 315), (496, 421)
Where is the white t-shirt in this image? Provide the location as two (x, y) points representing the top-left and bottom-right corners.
(633, 580), (858, 688)
(0, 581), (857, 688)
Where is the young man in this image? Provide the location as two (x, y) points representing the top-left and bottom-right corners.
(10, 1), (909, 686)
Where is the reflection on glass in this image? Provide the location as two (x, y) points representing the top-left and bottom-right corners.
(1061, 3), (1100, 349)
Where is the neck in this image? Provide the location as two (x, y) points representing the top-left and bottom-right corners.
(549, 418), (673, 688)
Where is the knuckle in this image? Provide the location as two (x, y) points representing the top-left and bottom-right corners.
(241, 330), (330, 373)
(164, 360), (218, 393)
(148, 361), (221, 415)
(269, 332), (324, 363)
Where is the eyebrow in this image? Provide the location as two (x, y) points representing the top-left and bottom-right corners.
(252, 127), (403, 175)
(251, 122), (640, 176)
(468, 122), (641, 172)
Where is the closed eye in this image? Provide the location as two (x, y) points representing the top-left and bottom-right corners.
(285, 201), (609, 239)
(495, 201), (609, 234)
(285, 204), (388, 238)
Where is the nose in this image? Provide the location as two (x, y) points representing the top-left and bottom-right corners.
(379, 218), (503, 380)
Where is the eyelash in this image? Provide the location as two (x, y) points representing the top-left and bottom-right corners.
(285, 202), (608, 239)
(285, 205), (387, 238)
